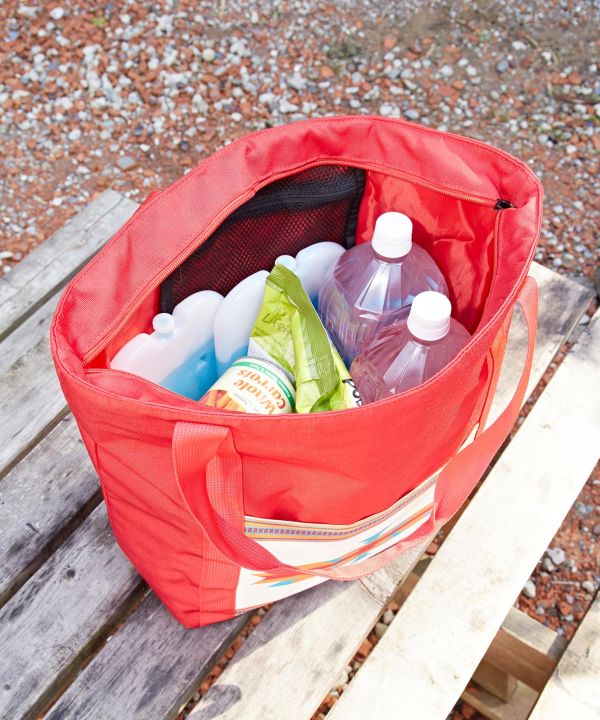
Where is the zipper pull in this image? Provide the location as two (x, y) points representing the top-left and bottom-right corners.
(494, 199), (515, 210)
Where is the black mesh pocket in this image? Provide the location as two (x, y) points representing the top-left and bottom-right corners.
(160, 164), (365, 312)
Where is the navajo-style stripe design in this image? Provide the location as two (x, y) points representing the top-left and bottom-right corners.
(244, 478), (435, 542)
(251, 503), (433, 587)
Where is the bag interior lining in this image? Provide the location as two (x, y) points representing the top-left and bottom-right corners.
(99, 162), (500, 369)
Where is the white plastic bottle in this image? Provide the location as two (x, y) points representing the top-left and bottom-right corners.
(318, 212), (448, 365)
(213, 243), (345, 374)
(266, 244), (345, 307)
(110, 290), (223, 400)
(350, 291), (470, 402)
(294, 241), (345, 307)
(213, 269), (270, 375)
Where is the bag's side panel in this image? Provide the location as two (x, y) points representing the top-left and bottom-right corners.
(65, 391), (240, 626)
(61, 320), (491, 528)
(238, 346), (489, 524)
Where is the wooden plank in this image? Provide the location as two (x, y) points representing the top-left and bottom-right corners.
(485, 606), (567, 692)
(0, 505), (142, 720)
(0, 416), (100, 607)
(361, 567), (562, 718)
(51, 536), (427, 720)
(0, 191), (137, 341)
(472, 660), (517, 702)
(326, 310), (600, 720)
(188, 544), (427, 720)
(0, 292), (59, 375)
(397, 570), (566, 693)
(0, 320), (69, 478)
(529, 593), (600, 720)
(462, 680), (538, 720)
(44, 595), (251, 720)
(0, 196), (138, 478)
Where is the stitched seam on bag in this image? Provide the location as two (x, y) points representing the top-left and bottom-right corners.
(478, 207), (504, 324)
(94, 445), (121, 534)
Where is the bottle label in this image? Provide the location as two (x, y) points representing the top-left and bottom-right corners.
(201, 358), (295, 415)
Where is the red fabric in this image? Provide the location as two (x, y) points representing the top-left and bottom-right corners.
(51, 116), (542, 626)
(355, 173), (497, 332)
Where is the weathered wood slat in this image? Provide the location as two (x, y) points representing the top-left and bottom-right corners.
(46, 267), (591, 720)
(0, 416), (100, 607)
(529, 593), (600, 720)
(0, 325), (69, 478)
(0, 506), (141, 720)
(45, 534), (427, 720)
(0, 195), (138, 478)
(0, 292), (59, 375)
(190, 544), (427, 720)
(471, 659), (518, 702)
(400, 569), (567, 693)
(462, 680), (538, 720)
(0, 191), (137, 341)
(45, 595), (251, 720)
(326, 310), (600, 720)
(484, 604), (567, 692)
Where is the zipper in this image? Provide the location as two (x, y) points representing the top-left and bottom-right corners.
(85, 365), (205, 402)
(359, 161), (499, 208)
(83, 160), (504, 366)
(494, 199), (515, 210)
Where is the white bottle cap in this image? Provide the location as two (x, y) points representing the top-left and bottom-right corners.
(153, 313), (175, 338)
(371, 212), (413, 259)
(407, 291), (452, 341)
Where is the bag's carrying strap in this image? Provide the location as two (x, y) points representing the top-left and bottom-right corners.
(476, 305), (512, 439)
(173, 276), (538, 581)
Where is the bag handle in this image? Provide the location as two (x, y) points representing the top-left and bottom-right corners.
(476, 305), (512, 439)
(173, 276), (538, 580)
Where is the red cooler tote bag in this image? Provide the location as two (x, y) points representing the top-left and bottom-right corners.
(51, 116), (542, 627)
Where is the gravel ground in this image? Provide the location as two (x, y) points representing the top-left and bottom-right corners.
(1, 0), (598, 279)
(1, 1), (598, 718)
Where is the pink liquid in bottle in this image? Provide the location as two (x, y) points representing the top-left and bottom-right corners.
(350, 291), (470, 402)
(318, 212), (447, 366)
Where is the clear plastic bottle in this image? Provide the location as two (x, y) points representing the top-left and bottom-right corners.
(213, 269), (270, 375)
(350, 291), (470, 402)
(318, 212), (448, 365)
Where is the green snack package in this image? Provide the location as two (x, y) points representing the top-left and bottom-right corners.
(248, 264), (361, 413)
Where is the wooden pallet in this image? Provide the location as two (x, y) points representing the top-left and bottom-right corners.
(0, 191), (598, 720)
